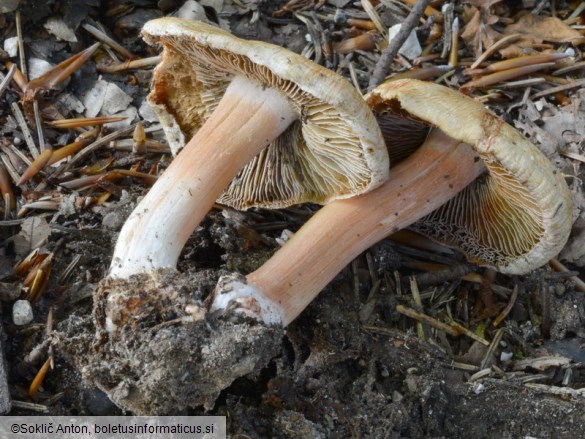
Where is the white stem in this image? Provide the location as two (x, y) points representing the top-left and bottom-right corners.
(110, 76), (297, 278)
(211, 129), (486, 326)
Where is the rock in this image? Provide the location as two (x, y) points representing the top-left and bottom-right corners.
(102, 210), (126, 231)
(82, 80), (135, 122)
(58, 194), (78, 217)
(13, 299), (34, 325)
(44, 16), (77, 42)
(3, 37), (18, 57)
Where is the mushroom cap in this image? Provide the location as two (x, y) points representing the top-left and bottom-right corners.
(366, 79), (573, 275)
(141, 17), (388, 209)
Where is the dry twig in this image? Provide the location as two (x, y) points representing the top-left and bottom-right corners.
(368, 0), (431, 91)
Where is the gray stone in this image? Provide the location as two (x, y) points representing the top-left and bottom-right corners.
(102, 210), (126, 231)
(13, 299), (34, 326)
(3, 37), (18, 57)
(44, 16), (77, 42)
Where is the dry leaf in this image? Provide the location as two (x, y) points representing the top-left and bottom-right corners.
(10, 217), (52, 256)
(20, 217), (51, 249)
(514, 116), (560, 157)
(505, 13), (585, 45)
(461, 6), (501, 57)
(499, 13), (585, 57)
(542, 97), (585, 148)
(560, 216), (585, 266)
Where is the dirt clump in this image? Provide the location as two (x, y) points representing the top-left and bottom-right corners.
(53, 269), (283, 415)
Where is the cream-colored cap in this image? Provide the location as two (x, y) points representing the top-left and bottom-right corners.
(142, 18), (388, 209)
(367, 79), (573, 274)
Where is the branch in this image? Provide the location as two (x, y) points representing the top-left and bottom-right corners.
(368, 0), (432, 91)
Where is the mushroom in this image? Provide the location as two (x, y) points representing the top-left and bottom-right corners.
(76, 19), (389, 414)
(210, 79), (573, 326)
(109, 18), (388, 279)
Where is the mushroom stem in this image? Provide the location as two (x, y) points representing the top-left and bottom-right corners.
(211, 129), (486, 326)
(110, 75), (297, 278)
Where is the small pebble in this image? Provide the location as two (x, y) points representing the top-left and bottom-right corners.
(59, 194), (78, 217)
(3, 37), (18, 57)
(565, 47), (576, 57)
(12, 299), (34, 325)
(105, 106), (138, 130)
(500, 351), (514, 362)
(44, 16), (77, 42)
(275, 229), (294, 246)
(471, 382), (486, 395)
(102, 211), (126, 231)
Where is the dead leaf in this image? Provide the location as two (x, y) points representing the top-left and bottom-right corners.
(11, 217), (52, 256)
(461, 6), (501, 57)
(505, 13), (585, 46)
(560, 216), (585, 266)
(542, 93), (585, 148)
(514, 118), (560, 157)
(514, 98), (564, 157)
(499, 13), (585, 57)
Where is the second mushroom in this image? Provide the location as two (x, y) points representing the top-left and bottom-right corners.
(210, 78), (574, 326)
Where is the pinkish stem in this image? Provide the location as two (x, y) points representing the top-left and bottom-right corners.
(110, 76), (297, 278)
(211, 129), (486, 325)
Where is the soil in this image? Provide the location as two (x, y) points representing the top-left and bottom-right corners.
(2, 1), (585, 438)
